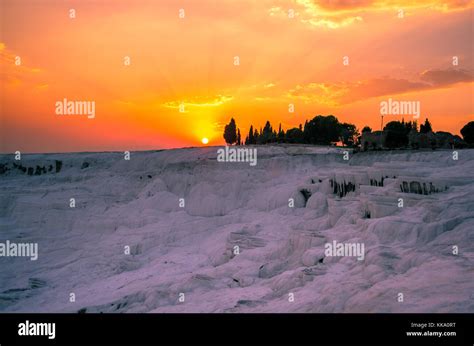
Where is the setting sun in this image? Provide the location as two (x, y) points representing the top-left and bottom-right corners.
(201, 137), (209, 145)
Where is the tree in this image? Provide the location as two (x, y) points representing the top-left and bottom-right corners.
(246, 125), (255, 145)
(277, 123), (285, 143)
(339, 123), (359, 147)
(223, 118), (237, 145)
(304, 115), (340, 145)
(420, 118), (433, 134)
(384, 121), (408, 148)
(261, 121), (273, 144)
(361, 126), (372, 133)
(460, 121), (474, 145)
(285, 127), (304, 143)
(402, 120), (417, 135)
(237, 129), (241, 145)
(254, 129), (259, 144)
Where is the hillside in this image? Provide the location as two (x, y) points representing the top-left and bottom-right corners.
(0, 146), (473, 312)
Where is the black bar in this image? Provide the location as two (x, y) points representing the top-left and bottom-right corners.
(0, 313), (472, 345)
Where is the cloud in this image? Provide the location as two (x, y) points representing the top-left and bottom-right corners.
(269, 1), (364, 28)
(287, 82), (348, 106)
(272, 0), (473, 29)
(420, 68), (473, 86)
(0, 42), (44, 88)
(300, 15), (362, 28)
(162, 95), (233, 109)
(286, 68), (473, 105)
(338, 77), (428, 103)
(307, 0), (472, 12)
(312, 0), (375, 11)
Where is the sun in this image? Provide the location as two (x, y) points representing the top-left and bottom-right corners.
(201, 137), (209, 145)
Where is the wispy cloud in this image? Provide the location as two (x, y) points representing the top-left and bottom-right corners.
(269, 0), (473, 29)
(162, 95), (233, 109)
(0, 42), (45, 89)
(285, 68), (473, 105)
(420, 68), (473, 85)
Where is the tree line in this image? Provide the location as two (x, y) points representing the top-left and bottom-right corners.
(224, 115), (359, 147)
(223, 115), (474, 148)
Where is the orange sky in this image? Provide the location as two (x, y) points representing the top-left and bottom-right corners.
(1, 0), (473, 153)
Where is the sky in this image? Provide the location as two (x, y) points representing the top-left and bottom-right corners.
(1, 0), (473, 153)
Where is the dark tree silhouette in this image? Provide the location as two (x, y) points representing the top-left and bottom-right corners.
(402, 120), (417, 134)
(304, 115), (340, 144)
(285, 127), (304, 143)
(260, 121), (274, 144)
(226, 115), (358, 148)
(420, 118), (433, 133)
(361, 126), (372, 133)
(277, 123), (285, 142)
(384, 121), (409, 148)
(246, 125), (255, 145)
(461, 121), (474, 144)
(340, 122), (359, 147)
(223, 118), (237, 145)
(254, 128), (259, 144)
